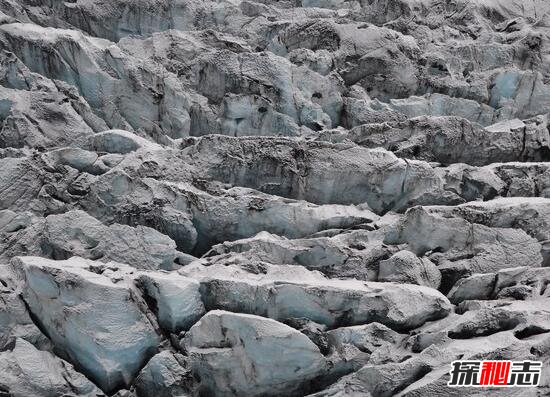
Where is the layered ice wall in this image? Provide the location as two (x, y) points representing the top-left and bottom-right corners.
(0, 0), (550, 396)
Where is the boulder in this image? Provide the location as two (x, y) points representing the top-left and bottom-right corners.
(44, 210), (183, 270)
(326, 322), (405, 377)
(207, 230), (392, 281)
(89, 130), (162, 154)
(11, 256), (160, 393)
(134, 351), (191, 397)
(180, 261), (452, 330)
(385, 206), (542, 292)
(183, 310), (327, 396)
(0, 277), (51, 351)
(447, 273), (497, 304)
(0, 86), (96, 149)
(425, 197), (550, 265)
(348, 115), (550, 166)
(0, 338), (103, 397)
(449, 266), (550, 303)
(136, 272), (204, 333)
(377, 250), (441, 289)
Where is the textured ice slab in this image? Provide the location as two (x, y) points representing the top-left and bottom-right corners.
(1, 0), (550, 395)
(0, 338), (102, 397)
(11, 256), (160, 393)
(184, 310), (327, 396)
(136, 272), (205, 333)
(180, 261), (452, 330)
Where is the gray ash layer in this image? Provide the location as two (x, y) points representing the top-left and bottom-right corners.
(0, 0), (549, 396)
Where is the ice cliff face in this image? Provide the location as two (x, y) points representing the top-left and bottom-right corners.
(0, 0), (550, 396)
